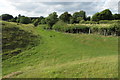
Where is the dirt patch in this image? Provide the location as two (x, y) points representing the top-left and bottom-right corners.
(2, 71), (23, 78)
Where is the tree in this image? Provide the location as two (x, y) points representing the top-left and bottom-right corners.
(73, 10), (86, 23)
(92, 9), (113, 21)
(40, 19), (46, 24)
(1, 14), (13, 21)
(92, 12), (100, 21)
(16, 14), (23, 23)
(77, 17), (84, 22)
(9, 16), (17, 22)
(59, 12), (72, 23)
(9, 18), (16, 22)
(38, 16), (44, 24)
(20, 17), (31, 24)
(79, 10), (86, 20)
(86, 16), (91, 21)
(113, 14), (120, 20)
(31, 19), (36, 23)
(99, 9), (113, 20)
(33, 19), (39, 26)
(45, 12), (58, 29)
(70, 17), (75, 24)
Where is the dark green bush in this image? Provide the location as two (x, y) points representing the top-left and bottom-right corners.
(20, 17), (31, 24)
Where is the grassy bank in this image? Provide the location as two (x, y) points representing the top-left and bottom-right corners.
(2, 21), (118, 78)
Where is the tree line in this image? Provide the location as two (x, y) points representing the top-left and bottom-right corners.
(0, 9), (120, 27)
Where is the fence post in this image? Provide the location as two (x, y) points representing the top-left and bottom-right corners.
(89, 28), (91, 34)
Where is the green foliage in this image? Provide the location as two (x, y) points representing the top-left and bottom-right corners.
(2, 21), (40, 60)
(79, 10), (86, 20)
(92, 12), (100, 21)
(20, 17), (31, 24)
(77, 17), (84, 22)
(73, 10), (86, 23)
(99, 20), (120, 24)
(53, 20), (68, 32)
(9, 18), (16, 22)
(31, 19), (36, 23)
(3, 24), (118, 78)
(33, 17), (46, 26)
(86, 16), (91, 21)
(80, 21), (97, 24)
(70, 17), (75, 24)
(52, 23), (120, 36)
(45, 12), (58, 29)
(79, 20), (85, 24)
(59, 12), (72, 23)
(33, 19), (39, 26)
(113, 14), (120, 20)
(40, 19), (46, 24)
(16, 14), (22, 23)
(2, 9), (119, 78)
(92, 9), (113, 21)
(53, 22), (90, 33)
(99, 9), (113, 20)
(1, 14), (13, 21)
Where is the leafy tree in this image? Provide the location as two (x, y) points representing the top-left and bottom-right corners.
(113, 14), (120, 20)
(79, 20), (85, 24)
(73, 12), (81, 23)
(16, 14), (24, 23)
(45, 12), (58, 29)
(33, 19), (39, 26)
(86, 16), (91, 21)
(1, 14), (13, 21)
(33, 16), (45, 26)
(70, 17), (75, 24)
(59, 12), (72, 23)
(53, 20), (68, 31)
(92, 12), (100, 21)
(38, 16), (44, 24)
(40, 19), (46, 24)
(99, 9), (113, 20)
(9, 16), (17, 22)
(20, 17), (31, 24)
(79, 10), (86, 20)
(92, 9), (113, 21)
(73, 10), (86, 23)
(77, 17), (84, 22)
(31, 19), (36, 23)
(9, 18), (16, 22)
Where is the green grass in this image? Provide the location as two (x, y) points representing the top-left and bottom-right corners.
(2, 21), (118, 78)
(2, 21), (40, 60)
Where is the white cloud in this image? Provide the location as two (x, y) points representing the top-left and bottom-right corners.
(0, 0), (119, 17)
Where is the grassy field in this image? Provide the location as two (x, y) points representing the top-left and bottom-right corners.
(2, 21), (118, 78)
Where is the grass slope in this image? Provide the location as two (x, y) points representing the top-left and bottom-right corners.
(2, 22), (118, 78)
(2, 21), (40, 60)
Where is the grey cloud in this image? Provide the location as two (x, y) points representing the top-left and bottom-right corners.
(2, 0), (118, 17)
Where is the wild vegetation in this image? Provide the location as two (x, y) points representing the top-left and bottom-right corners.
(2, 21), (40, 60)
(52, 21), (120, 36)
(1, 8), (119, 78)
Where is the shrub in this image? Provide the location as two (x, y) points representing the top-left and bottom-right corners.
(20, 17), (31, 24)
(45, 12), (58, 29)
(1, 14), (13, 21)
(53, 20), (68, 32)
(79, 20), (85, 24)
(33, 19), (39, 26)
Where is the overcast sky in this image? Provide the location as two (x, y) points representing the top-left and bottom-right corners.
(0, 0), (119, 17)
